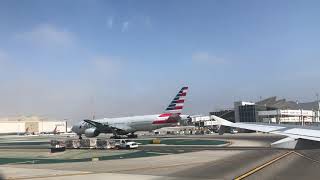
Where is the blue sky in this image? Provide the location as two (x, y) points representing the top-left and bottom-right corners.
(1, 0), (320, 122)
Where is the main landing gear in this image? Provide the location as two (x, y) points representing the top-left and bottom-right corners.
(110, 134), (122, 139)
(111, 133), (137, 139)
(127, 133), (138, 138)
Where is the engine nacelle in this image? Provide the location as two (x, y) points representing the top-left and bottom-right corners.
(84, 128), (100, 138)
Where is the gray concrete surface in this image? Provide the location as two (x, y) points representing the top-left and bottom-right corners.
(0, 167), (90, 180)
(246, 150), (320, 180)
(0, 133), (319, 180)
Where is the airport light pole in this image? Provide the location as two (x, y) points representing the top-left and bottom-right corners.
(64, 118), (68, 133)
(17, 118), (21, 135)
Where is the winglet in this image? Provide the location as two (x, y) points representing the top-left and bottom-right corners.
(211, 115), (234, 127)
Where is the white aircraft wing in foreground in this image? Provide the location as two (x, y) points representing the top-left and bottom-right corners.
(211, 115), (320, 149)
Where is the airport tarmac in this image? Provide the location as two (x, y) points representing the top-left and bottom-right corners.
(1, 133), (320, 179)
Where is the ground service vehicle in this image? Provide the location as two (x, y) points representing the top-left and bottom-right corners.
(115, 139), (139, 149)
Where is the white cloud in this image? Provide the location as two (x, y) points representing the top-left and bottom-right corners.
(107, 17), (113, 29)
(121, 21), (129, 32)
(15, 24), (75, 47)
(192, 51), (226, 64)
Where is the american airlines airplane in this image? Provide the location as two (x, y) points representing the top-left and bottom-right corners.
(212, 115), (320, 149)
(71, 87), (190, 139)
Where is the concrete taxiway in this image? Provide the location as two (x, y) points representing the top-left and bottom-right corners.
(1, 133), (320, 180)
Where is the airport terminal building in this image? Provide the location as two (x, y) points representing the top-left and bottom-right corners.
(193, 97), (320, 129)
(0, 116), (67, 135)
(234, 97), (320, 124)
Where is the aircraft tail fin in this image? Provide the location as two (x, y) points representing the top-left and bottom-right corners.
(163, 86), (188, 115)
(53, 126), (58, 134)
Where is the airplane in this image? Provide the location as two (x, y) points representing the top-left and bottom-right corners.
(71, 87), (190, 139)
(211, 115), (320, 149)
(40, 126), (59, 135)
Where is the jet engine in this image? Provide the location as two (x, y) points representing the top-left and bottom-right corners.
(84, 128), (100, 137)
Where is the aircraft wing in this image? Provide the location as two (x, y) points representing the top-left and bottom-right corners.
(211, 115), (320, 142)
(84, 119), (111, 132)
(83, 119), (132, 132)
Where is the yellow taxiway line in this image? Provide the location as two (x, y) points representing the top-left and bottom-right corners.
(234, 151), (294, 180)
(292, 151), (320, 164)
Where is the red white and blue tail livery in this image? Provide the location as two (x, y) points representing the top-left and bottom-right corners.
(153, 87), (189, 124)
(165, 86), (188, 114)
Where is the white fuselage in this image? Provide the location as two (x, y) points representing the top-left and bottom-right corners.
(72, 114), (189, 136)
(96, 114), (166, 132)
